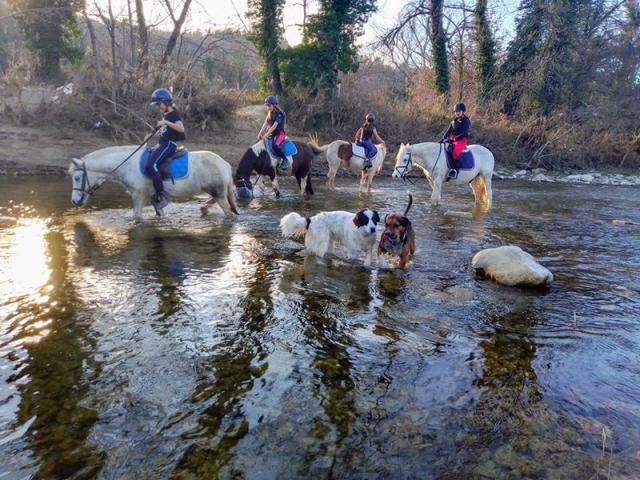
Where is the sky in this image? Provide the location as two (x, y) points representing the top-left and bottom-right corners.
(101, 0), (519, 48)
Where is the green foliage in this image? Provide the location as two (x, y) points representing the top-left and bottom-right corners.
(430, 0), (450, 96)
(247, 0), (285, 94)
(474, 0), (496, 102)
(9, 0), (83, 80)
(298, 0), (377, 95)
(496, 0), (618, 116)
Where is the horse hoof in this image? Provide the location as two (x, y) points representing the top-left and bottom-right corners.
(275, 191), (281, 198)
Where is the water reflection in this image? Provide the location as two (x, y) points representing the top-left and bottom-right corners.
(174, 253), (271, 477)
(4, 225), (101, 478)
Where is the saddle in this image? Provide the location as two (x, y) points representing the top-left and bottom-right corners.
(265, 138), (297, 167)
(447, 149), (475, 170)
(140, 147), (190, 180)
(352, 142), (377, 160)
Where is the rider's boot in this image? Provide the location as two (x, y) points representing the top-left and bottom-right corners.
(363, 157), (373, 171)
(278, 155), (290, 171)
(152, 192), (169, 215)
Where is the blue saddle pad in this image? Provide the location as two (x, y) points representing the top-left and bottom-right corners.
(283, 139), (298, 156)
(448, 150), (474, 170)
(140, 148), (189, 180)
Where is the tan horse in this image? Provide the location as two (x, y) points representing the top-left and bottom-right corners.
(310, 138), (387, 193)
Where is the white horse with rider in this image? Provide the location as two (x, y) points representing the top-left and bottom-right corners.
(392, 142), (494, 209)
(69, 146), (238, 219)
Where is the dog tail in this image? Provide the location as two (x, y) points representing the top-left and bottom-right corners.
(404, 193), (413, 216)
(280, 212), (309, 239)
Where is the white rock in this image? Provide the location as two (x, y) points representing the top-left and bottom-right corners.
(472, 245), (554, 287)
(531, 173), (554, 182)
(565, 173), (596, 184)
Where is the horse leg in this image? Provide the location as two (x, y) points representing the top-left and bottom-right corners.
(272, 176), (281, 198)
(327, 166), (337, 190)
(200, 197), (216, 216)
(132, 193), (144, 220)
(359, 171), (366, 193)
(367, 171), (375, 192)
(430, 179), (443, 206)
(469, 176), (481, 205)
(300, 175), (308, 195)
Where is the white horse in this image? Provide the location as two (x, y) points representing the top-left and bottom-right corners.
(69, 146), (239, 219)
(310, 139), (387, 192)
(392, 142), (494, 209)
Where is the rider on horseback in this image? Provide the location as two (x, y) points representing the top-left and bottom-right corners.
(439, 103), (470, 180)
(355, 113), (385, 170)
(258, 95), (289, 171)
(146, 88), (186, 212)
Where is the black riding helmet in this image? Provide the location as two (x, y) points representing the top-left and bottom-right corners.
(365, 112), (376, 123)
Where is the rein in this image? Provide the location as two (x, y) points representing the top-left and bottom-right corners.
(73, 128), (158, 199)
(395, 143), (444, 185)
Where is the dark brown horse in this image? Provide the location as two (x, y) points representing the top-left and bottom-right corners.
(235, 140), (314, 198)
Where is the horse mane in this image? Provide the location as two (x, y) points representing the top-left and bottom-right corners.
(236, 147), (272, 179)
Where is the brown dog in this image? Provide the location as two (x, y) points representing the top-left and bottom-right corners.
(378, 194), (416, 269)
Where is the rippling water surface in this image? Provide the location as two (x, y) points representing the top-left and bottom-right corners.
(0, 176), (639, 479)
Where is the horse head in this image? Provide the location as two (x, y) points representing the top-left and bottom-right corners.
(69, 157), (92, 207)
(392, 143), (413, 179)
(235, 148), (258, 199)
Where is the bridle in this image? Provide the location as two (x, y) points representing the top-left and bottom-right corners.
(393, 145), (414, 179)
(394, 143), (444, 185)
(71, 160), (101, 205)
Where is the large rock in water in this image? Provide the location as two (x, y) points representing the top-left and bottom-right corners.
(472, 245), (553, 287)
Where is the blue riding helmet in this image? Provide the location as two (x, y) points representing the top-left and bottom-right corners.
(264, 95), (278, 105)
(453, 102), (466, 112)
(365, 112), (376, 122)
(151, 88), (173, 106)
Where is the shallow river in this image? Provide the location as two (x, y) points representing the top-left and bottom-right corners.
(0, 176), (639, 479)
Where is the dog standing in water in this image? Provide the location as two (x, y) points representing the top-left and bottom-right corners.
(378, 194), (416, 269)
(280, 208), (380, 266)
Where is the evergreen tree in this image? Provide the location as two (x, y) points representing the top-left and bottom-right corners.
(430, 0), (450, 96)
(294, 0), (377, 95)
(474, 0), (496, 102)
(10, 0), (83, 80)
(247, 0), (285, 94)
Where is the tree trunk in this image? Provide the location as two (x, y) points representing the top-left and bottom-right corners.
(159, 0), (193, 68)
(108, 0), (118, 109)
(430, 0), (450, 98)
(134, 0), (149, 75)
(127, 0), (136, 66)
(83, 5), (101, 88)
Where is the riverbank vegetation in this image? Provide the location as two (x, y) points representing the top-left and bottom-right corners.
(0, 0), (638, 169)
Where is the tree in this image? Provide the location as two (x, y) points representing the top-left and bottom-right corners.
(134, 0), (149, 74)
(247, 0), (285, 94)
(9, 0), (83, 80)
(474, 0), (495, 102)
(430, 0), (450, 96)
(303, 0), (377, 95)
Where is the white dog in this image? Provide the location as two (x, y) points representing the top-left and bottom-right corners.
(280, 208), (380, 265)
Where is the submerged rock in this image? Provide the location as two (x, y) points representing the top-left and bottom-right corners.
(472, 245), (554, 287)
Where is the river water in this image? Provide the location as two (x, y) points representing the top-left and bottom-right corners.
(0, 176), (639, 479)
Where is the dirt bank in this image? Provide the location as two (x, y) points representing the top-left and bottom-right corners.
(0, 105), (285, 175)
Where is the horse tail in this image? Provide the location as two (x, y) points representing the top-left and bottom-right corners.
(305, 173), (314, 195)
(280, 212), (308, 239)
(227, 178), (239, 215)
(308, 133), (330, 154)
(476, 175), (488, 205)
